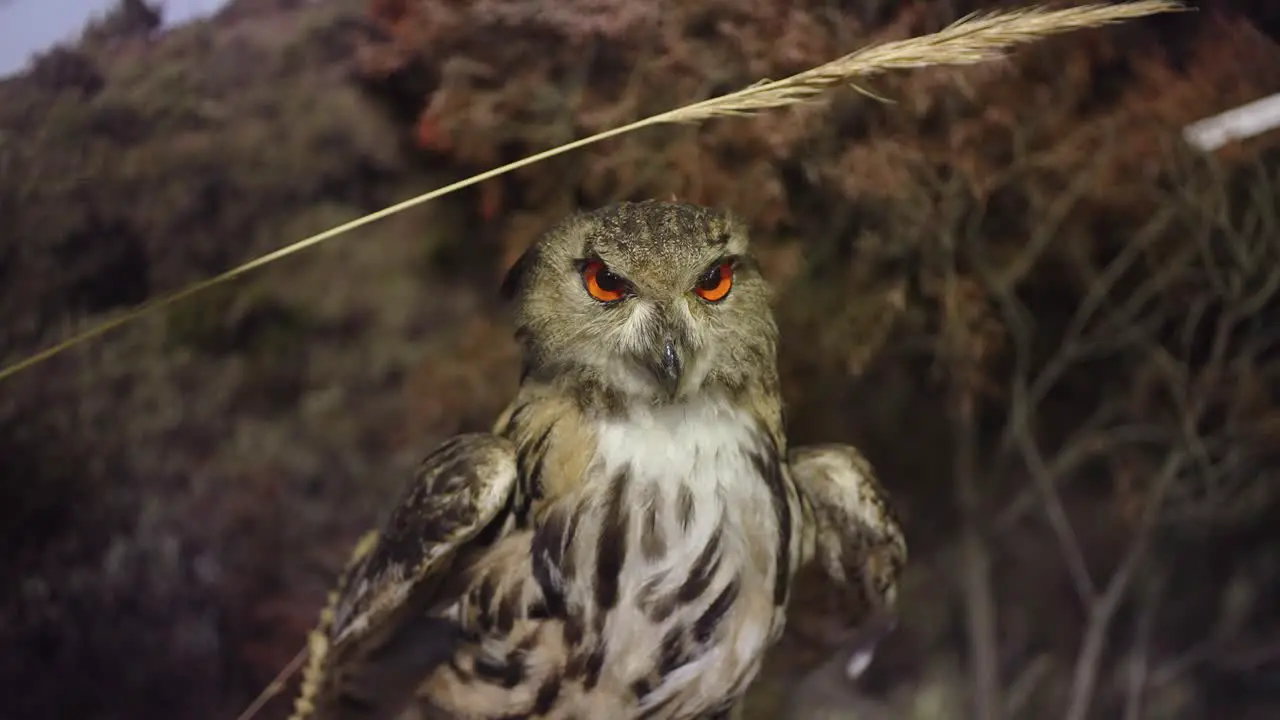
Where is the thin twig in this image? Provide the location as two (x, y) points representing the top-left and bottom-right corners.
(1063, 452), (1184, 720)
(1006, 654), (1053, 718)
(235, 648), (308, 720)
(1008, 391), (1099, 604)
(955, 390), (1004, 720)
(1123, 567), (1164, 720)
(993, 421), (1168, 532)
(943, 213), (1004, 720)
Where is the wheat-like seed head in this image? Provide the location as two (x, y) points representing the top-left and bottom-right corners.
(660, 1), (1187, 123)
(0, 1), (1188, 382)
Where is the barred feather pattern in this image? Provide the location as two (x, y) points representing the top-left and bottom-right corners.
(292, 530), (381, 719)
(412, 382), (803, 719)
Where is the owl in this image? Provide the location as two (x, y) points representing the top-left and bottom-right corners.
(287, 201), (906, 719)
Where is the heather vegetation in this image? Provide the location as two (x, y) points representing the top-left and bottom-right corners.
(1, 1), (1278, 718)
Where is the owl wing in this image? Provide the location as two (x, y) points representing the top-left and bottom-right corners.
(291, 433), (519, 720)
(789, 444), (907, 627)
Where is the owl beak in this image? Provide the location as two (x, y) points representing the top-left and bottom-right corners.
(656, 338), (682, 396)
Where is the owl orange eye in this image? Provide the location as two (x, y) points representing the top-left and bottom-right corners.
(693, 262), (733, 303)
(582, 260), (627, 303)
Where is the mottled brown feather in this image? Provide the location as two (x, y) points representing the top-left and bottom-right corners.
(289, 434), (519, 720)
(789, 443), (907, 624)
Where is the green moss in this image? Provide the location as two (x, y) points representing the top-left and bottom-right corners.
(163, 277), (319, 359)
(162, 280), (244, 353)
(235, 296), (317, 359)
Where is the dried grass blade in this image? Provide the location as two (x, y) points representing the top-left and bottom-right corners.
(661, 1), (1187, 123)
(0, 1), (1187, 382)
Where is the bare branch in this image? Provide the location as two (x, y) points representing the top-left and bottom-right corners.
(994, 419), (1168, 532)
(1006, 654), (1053, 718)
(1122, 565), (1164, 720)
(940, 198), (1004, 720)
(1007, 401), (1097, 604)
(1063, 451), (1185, 720)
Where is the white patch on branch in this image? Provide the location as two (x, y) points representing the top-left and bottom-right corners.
(1184, 92), (1280, 152)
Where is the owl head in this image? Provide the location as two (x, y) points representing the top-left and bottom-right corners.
(500, 200), (779, 406)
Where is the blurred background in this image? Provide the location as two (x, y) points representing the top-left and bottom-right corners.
(1, 0), (1278, 718)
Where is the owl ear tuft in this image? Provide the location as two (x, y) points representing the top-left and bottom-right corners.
(500, 245), (539, 301)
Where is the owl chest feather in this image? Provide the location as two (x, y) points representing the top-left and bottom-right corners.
(540, 399), (794, 715)
(439, 397), (797, 718)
